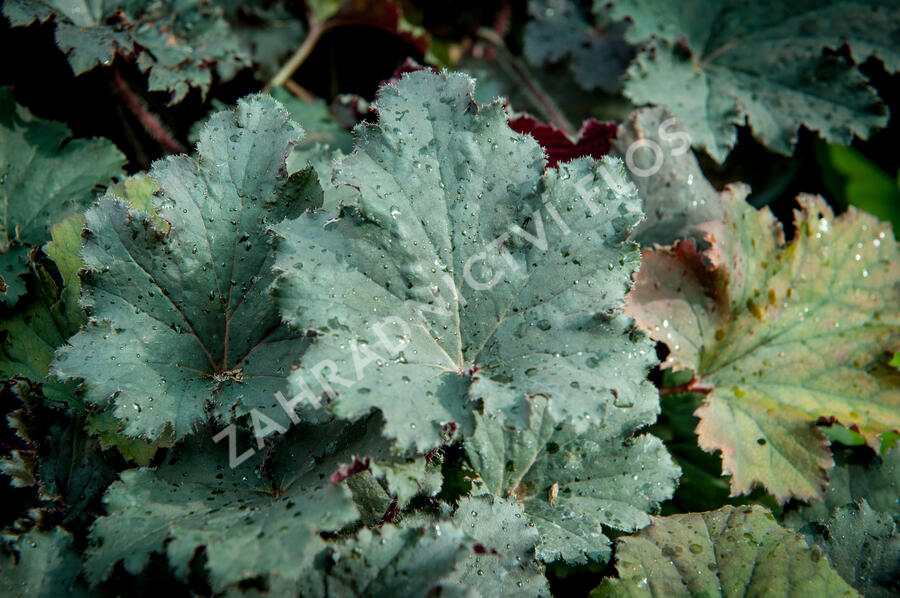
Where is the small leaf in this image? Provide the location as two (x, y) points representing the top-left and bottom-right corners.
(0, 246), (29, 306)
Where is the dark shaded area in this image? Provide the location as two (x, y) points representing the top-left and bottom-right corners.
(294, 25), (425, 101)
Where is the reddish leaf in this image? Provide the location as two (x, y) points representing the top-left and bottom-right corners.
(508, 114), (616, 168)
(626, 187), (900, 503)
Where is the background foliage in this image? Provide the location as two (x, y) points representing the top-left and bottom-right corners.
(1, 1), (898, 596)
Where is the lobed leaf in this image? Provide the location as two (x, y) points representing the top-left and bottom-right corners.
(523, 0), (634, 94)
(53, 95), (322, 441)
(0, 246), (29, 306)
(609, 0), (897, 161)
(85, 418), (370, 591)
(301, 522), (472, 597)
(799, 500), (900, 597)
(3, 0), (302, 103)
(0, 86), (124, 252)
(273, 70), (651, 453)
(785, 447), (900, 527)
(466, 395), (679, 565)
(626, 190), (900, 502)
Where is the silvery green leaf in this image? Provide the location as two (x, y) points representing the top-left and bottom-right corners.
(609, 0), (897, 161)
(273, 70), (651, 453)
(53, 95), (322, 441)
(467, 396), (679, 565)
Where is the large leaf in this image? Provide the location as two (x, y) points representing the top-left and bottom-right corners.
(800, 501), (900, 597)
(625, 190), (900, 502)
(273, 70), (650, 452)
(2, 183), (173, 464)
(593, 505), (859, 597)
(85, 418), (372, 592)
(609, 0), (897, 162)
(466, 395), (679, 565)
(0, 528), (91, 598)
(53, 95), (322, 441)
(0, 86), (124, 252)
(613, 107), (723, 247)
(3, 0), (301, 103)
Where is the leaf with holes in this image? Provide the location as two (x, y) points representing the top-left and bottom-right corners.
(626, 189), (900, 502)
(273, 70), (650, 453)
(52, 95), (322, 442)
(609, 0), (898, 162)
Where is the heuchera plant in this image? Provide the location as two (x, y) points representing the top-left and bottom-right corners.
(1, 1), (899, 597)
